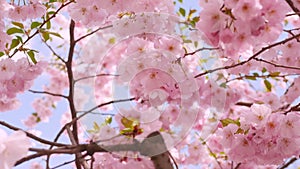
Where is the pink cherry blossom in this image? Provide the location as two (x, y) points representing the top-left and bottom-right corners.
(248, 104), (272, 125)
(0, 130), (30, 169)
(232, 0), (262, 21)
(26, 2), (46, 19)
(8, 5), (28, 21)
(0, 97), (20, 112)
(280, 112), (300, 138)
(29, 162), (43, 169)
(0, 58), (15, 81)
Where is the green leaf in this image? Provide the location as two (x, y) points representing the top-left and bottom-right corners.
(42, 32), (50, 41)
(0, 52), (4, 57)
(105, 116), (112, 124)
(209, 152), (217, 158)
(93, 122), (100, 131)
(220, 118), (240, 127)
(235, 128), (245, 134)
(47, 11), (56, 16)
(10, 39), (20, 49)
(245, 75), (256, 80)
(188, 9), (197, 20)
(48, 31), (63, 39)
(193, 16), (200, 22)
(264, 79), (272, 92)
(216, 73), (224, 81)
(183, 39), (192, 43)
(31, 22), (42, 29)
(178, 0), (183, 3)
(16, 36), (23, 44)
(194, 41), (198, 48)
(190, 20), (196, 27)
(27, 50), (37, 64)
(7, 27), (24, 35)
(46, 13), (51, 29)
(262, 67), (267, 73)
(269, 72), (280, 77)
(32, 112), (41, 123)
(220, 82), (227, 88)
(12, 21), (24, 29)
(179, 8), (186, 17)
(108, 37), (115, 44)
(120, 128), (134, 135)
(47, 21), (51, 29)
(253, 72), (259, 77)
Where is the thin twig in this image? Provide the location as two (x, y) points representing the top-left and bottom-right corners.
(39, 33), (66, 63)
(51, 159), (76, 169)
(74, 73), (119, 83)
(285, 101), (300, 114)
(200, 138), (224, 169)
(0, 121), (67, 147)
(184, 47), (219, 57)
(285, 0), (300, 18)
(234, 163), (241, 169)
(28, 89), (68, 98)
(9, 1), (73, 58)
(226, 73), (300, 83)
(254, 58), (300, 71)
(49, 97), (135, 167)
(194, 33), (300, 78)
(75, 25), (113, 43)
(278, 156), (298, 169)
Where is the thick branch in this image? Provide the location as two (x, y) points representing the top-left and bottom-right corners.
(17, 131), (175, 169)
(65, 19), (82, 169)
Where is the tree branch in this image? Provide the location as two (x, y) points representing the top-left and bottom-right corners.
(9, 1), (73, 58)
(0, 121), (68, 147)
(65, 19), (83, 169)
(254, 58), (300, 71)
(75, 25), (113, 43)
(285, 0), (300, 18)
(74, 73), (119, 83)
(39, 33), (66, 63)
(278, 156), (298, 169)
(183, 47), (219, 57)
(194, 33), (300, 78)
(28, 89), (68, 98)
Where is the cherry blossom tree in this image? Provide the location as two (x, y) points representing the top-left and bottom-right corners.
(1, 0), (300, 168)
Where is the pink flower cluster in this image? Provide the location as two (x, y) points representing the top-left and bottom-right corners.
(23, 67), (68, 128)
(93, 152), (154, 169)
(0, 58), (45, 112)
(68, 0), (174, 26)
(197, 0), (289, 60)
(0, 0), (46, 51)
(217, 104), (300, 165)
(113, 36), (199, 108)
(8, 0), (46, 21)
(0, 0), (11, 51)
(0, 129), (30, 169)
